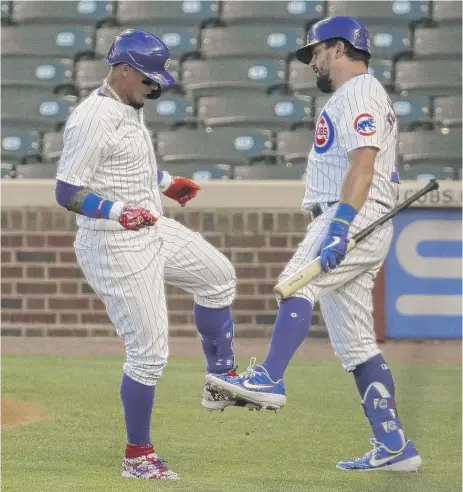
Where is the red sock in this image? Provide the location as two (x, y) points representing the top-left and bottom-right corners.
(125, 443), (154, 459)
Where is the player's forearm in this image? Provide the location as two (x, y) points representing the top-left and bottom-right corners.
(340, 147), (377, 211)
(55, 180), (124, 220)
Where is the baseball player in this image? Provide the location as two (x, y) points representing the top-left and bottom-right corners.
(207, 17), (422, 472)
(55, 29), (242, 480)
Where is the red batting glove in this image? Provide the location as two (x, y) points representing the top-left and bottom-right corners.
(163, 176), (200, 207)
(118, 205), (158, 231)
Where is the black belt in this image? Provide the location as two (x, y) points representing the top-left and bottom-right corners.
(310, 200), (389, 220)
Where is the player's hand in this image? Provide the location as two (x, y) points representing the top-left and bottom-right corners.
(319, 221), (349, 272)
(118, 205), (158, 231)
(163, 176), (200, 207)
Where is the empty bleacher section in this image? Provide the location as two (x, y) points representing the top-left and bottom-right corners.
(1, 0), (461, 181)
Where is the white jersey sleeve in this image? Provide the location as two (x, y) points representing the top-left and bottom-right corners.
(56, 97), (115, 187)
(335, 75), (388, 153)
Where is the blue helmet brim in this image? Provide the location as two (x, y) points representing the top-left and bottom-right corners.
(142, 69), (176, 87)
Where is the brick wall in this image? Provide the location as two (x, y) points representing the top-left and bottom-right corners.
(1, 206), (327, 338)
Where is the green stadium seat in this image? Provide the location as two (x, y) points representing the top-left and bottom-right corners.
(221, 1), (325, 25)
(288, 60), (318, 95)
(1, 128), (40, 163)
(432, 1), (462, 24)
(1, 25), (94, 58)
(368, 25), (412, 59)
(11, 1), (115, 25)
(75, 60), (110, 94)
(395, 60), (462, 96)
(96, 26), (198, 60)
(392, 96), (432, 130)
(2, 57), (74, 91)
(156, 127), (273, 165)
(433, 96), (462, 127)
(198, 93), (312, 129)
(117, 1), (218, 26)
(234, 163), (306, 180)
(399, 162), (456, 181)
(14, 162), (58, 179)
(1, 1), (11, 25)
(326, 1), (429, 25)
(42, 132), (64, 162)
(143, 95), (196, 131)
(1, 87), (77, 131)
(414, 26), (462, 60)
(1, 163), (15, 179)
(162, 163), (233, 180)
(182, 58), (285, 95)
(367, 59), (393, 87)
(398, 130), (461, 166)
(276, 129), (311, 165)
(200, 25), (304, 58)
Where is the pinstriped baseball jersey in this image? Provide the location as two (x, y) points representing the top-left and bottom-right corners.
(56, 90), (163, 231)
(57, 88), (236, 384)
(302, 73), (398, 210)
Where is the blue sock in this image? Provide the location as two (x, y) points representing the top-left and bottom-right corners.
(193, 304), (235, 373)
(120, 373), (155, 445)
(262, 297), (313, 381)
(354, 353), (406, 452)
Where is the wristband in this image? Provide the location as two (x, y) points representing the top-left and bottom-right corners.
(158, 170), (173, 192)
(81, 193), (114, 219)
(108, 201), (125, 221)
(333, 203), (358, 226)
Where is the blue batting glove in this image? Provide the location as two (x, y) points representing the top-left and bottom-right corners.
(319, 222), (349, 272)
(319, 203), (357, 273)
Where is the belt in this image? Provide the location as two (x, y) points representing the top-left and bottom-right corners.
(309, 199), (389, 220)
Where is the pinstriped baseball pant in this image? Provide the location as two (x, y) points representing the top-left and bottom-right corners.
(278, 200), (393, 371)
(74, 216), (236, 385)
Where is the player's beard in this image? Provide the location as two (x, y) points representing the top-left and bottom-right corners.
(316, 73), (334, 93)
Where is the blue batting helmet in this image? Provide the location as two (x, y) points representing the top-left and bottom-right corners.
(296, 16), (370, 64)
(105, 29), (175, 86)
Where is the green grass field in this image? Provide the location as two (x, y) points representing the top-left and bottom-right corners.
(2, 355), (461, 492)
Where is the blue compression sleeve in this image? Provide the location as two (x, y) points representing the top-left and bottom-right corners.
(55, 180), (114, 219)
(55, 180), (83, 208)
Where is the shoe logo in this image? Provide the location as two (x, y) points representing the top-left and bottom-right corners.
(243, 380), (274, 390)
(370, 452), (402, 467)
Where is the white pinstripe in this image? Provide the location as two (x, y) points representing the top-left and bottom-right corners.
(60, 91), (235, 385)
(282, 73), (398, 371)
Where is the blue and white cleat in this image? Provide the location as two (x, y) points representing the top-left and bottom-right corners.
(337, 439), (422, 472)
(203, 367), (260, 412)
(205, 358), (286, 411)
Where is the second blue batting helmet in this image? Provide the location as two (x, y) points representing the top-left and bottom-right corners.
(105, 29), (175, 86)
(296, 16), (370, 64)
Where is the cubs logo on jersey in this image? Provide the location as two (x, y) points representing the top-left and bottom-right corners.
(354, 113), (376, 136)
(314, 110), (335, 154)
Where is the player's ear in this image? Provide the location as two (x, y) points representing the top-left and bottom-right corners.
(335, 40), (345, 59)
(120, 64), (131, 80)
